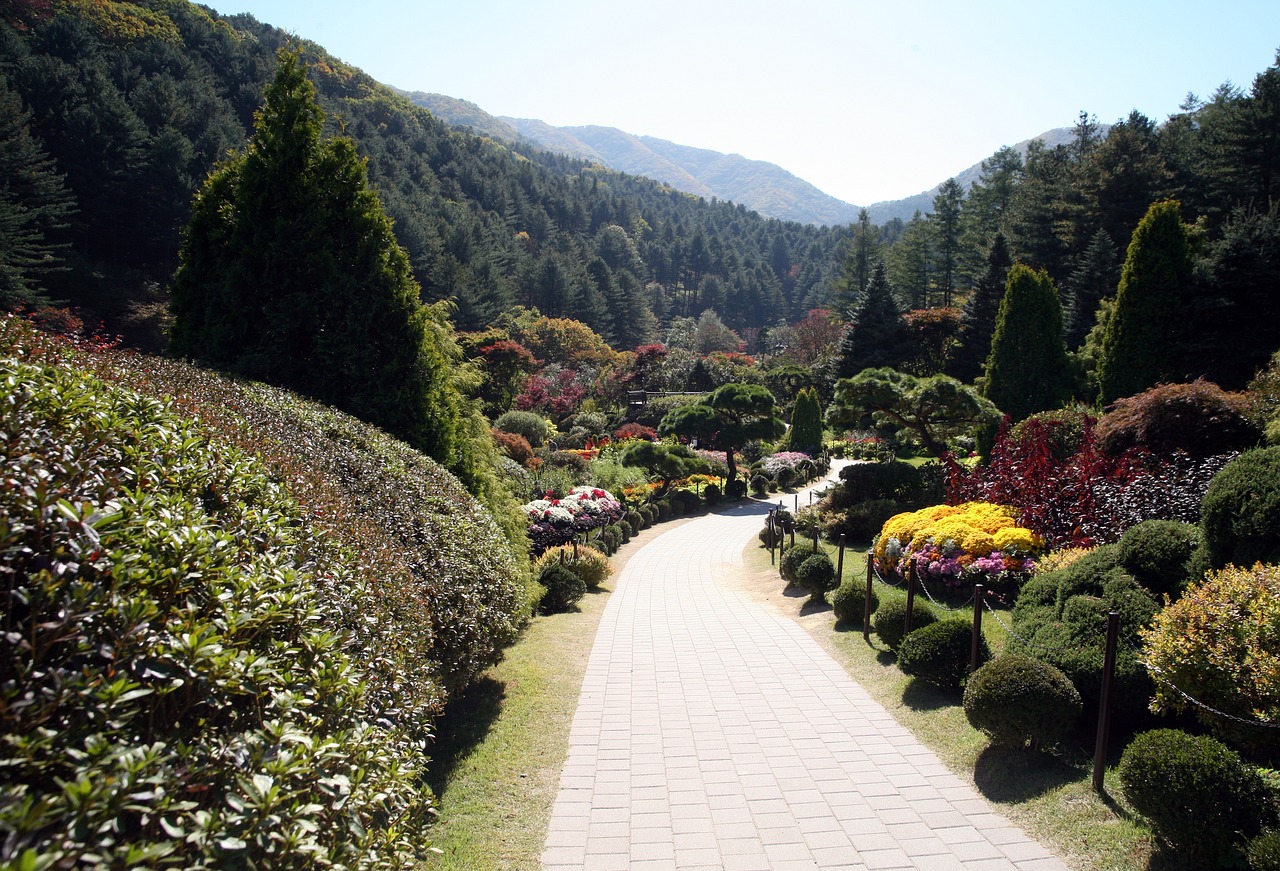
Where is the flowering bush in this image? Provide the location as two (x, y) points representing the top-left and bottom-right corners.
(523, 486), (625, 554)
(762, 451), (813, 475)
(874, 502), (1042, 596)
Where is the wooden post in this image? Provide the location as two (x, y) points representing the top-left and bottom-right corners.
(863, 551), (874, 640)
(970, 584), (984, 674)
(812, 525), (818, 553)
(794, 493), (798, 512)
(836, 534), (846, 586)
(768, 510), (776, 565)
(1092, 612), (1120, 792)
(904, 560), (916, 636)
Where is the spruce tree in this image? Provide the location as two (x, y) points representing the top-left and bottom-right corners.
(948, 233), (1012, 383)
(1097, 200), (1192, 404)
(170, 50), (463, 470)
(1063, 228), (1118, 350)
(982, 264), (1072, 421)
(836, 260), (906, 378)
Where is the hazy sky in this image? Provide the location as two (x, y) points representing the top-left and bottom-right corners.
(203, 0), (1280, 206)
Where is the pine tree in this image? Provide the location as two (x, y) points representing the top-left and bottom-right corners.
(929, 178), (964, 308)
(1063, 228), (1118, 350)
(948, 233), (1012, 383)
(1097, 200), (1192, 404)
(836, 260), (906, 378)
(170, 50), (464, 470)
(982, 264), (1072, 421)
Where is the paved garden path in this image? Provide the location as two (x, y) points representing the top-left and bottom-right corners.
(542, 468), (1070, 870)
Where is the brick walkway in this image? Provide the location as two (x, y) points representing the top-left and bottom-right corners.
(542, 471), (1070, 870)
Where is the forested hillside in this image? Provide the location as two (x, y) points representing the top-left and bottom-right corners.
(0, 0), (843, 350)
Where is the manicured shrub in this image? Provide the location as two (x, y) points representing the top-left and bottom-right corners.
(796, 551), (838, 599)
(963, 655), (1082, 748)
(873, 598), (939, 651)
(616, 519), (634, 542)
(494, 409), (549, 446)
(534, 544), (613, 590)
(832, 460), (927, 509)
(727, 478), (748, 500)
(1198, 446), (1280, 571)
(538, 563), (586, 613)
(1010, 545), (1158, 716)
(624, 507), (645, 531)
(1142, 564), (1280, 757)
(548, 449), (592, 480)
(1115, 519), (1199, 599)
(1096, 379), (1262, 459)
(823, 498), (902, 544)
(829, 581), (879, 625)
(751, 473), (770, 496)
(598, 526), (621, 554)
(1119, 729), (1274, 863)
(898, 620), (990, 692)
(703, 482), (722, 504)
(780, 543), (812, 585)
(653, 499), (671, 520)
(612, 421), (658, 441)
(774, 466), (797, 489)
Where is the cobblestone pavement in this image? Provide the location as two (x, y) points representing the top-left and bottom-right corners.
(542, 471), (1070, 870)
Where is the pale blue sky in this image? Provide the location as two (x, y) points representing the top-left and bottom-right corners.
(204, 0), (1280, 206)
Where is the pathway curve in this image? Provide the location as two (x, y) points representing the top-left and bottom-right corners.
(542, 470), (1070, 870)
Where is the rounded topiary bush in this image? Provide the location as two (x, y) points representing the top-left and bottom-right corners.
(823, 498), (902, 545)
(898, 620), (990, 692)
(833, 460), (926, 509)
(616, 519), (634, 542)
(873, 598), (938, 651)
(829, 580), (879, 625)
(963, 655), (1082, 748)
(780, 544), (812, 585)
(653, 499), (671, 520)
(750, 473), (770, 497)
(703, 483), (722, 505)
(494, 409), (549, 447)
(796, 551), (838, 599)
(1116, 519), (1199, 600)
(727, 478), (747, 500)
(775, 466), (797, 490)
(624, 507), (645, 530)
(538, 563), (587, 614)
(1119, 729), (1275, 863)
(1198, 446), (1280, 571)
(1010, 544), (1158, 716)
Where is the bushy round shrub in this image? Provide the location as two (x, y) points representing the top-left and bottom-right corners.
(491, 427), (535, 466)
(1142, 563), (1280, 757)
(898, 620), (990, 692)
(598, 526), (621, 554)
(1198, 446), (1280, 571)
(833, 460), (926, 509)
(780, 544), (813, 585)
(1119, 729), (1274, 862)
(1249, 830), (1280, 871)
(873, 598), (939, 651)
(624, 507), (645, 531)
(750, 473), (770, 497)
(1096, 378), (1262, 459)
(534, 544), (613, 590)
(653, 499), (671, 520)
(823, 498), (902, 545)
(829, 581), (879, 625)
(963, 655), (1082, 748)
(1010, 545), (1158, 716)
(616, 519), (634, 542)
(494, 409), (549, 446)
(796, 552), (838, 598)
(1115, 519), (1199, 599)
(538, 563), (587, 613)
(703, 482), (722, 504)
(726, 478), (747, 500)
(774, 466), (797, 489)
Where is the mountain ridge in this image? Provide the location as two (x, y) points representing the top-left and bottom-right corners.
(402, 90), (1076, 227)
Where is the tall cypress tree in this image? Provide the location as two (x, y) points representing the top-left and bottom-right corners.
(170, 50), (463, 468)
(1097, 200), (1192, 404)
(788, 387), (824, 455)
(982, 264), (1072, 421)
(948, 233), (1012, 383)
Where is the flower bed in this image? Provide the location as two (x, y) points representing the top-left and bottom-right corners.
(523, 486), (624, 554)
(874, 501), (1042, 601)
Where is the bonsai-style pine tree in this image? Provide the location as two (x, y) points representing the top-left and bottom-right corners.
(658, 383), (785, 486)
(1097, 200), (1192, 404)
(982, 264), (1073, 422)
(170, 50), (463, 466)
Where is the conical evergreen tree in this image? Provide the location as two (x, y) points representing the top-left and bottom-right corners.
(788, 387), (824, 454)
(836, 260), (905, 378)
(1097, 200), (1192, 403)
(982, 264), (1072, 421)
(948, 233), (1011, 383)
(170, 50), (464, 470)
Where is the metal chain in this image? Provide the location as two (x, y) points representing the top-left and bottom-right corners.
(1142, 661), (1280, 730)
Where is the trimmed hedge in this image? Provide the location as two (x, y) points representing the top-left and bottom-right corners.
(898, 620), (990, 692)
(538, 563), (586, 613)
(1119, 729), (1275, 863)
(1115, 518), (1199, 600)
(829, 581), (879, 625)
(873, 598), (939, 651)
(796, 551), (838, 599)
(1198, 446), (1280, 571)
(963, 655), (1082, 748)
